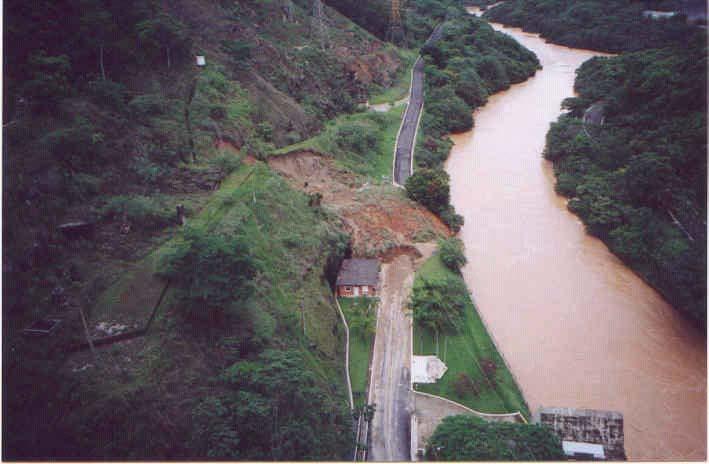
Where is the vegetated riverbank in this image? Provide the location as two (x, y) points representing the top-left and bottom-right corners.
(405, 13), (539, 230)
(412, 250), (530, 418)
(544, 38), (707, 326)
(483, 0), (701, 53)
(445, 17), (706, 460)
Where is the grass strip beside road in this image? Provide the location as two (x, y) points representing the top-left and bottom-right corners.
(272, 105), (404, 182)
(413, 254), (530, 418)
(368, 48), (419, 105)
(338, 297), (378, 409)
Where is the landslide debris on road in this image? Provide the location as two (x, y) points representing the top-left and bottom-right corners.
(269, 151), (449, 256)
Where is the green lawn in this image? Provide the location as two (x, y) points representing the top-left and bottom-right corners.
(272, 105), (404, 182)
(413, 254), (530, 418)
(338, 297), (378, 409)
(368, 48), (418, 105)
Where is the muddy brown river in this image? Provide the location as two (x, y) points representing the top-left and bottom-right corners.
(446, 13), (707, 460)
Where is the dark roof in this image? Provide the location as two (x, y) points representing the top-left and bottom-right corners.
(336, 259), (380, 286)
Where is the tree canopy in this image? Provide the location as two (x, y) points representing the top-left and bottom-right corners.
(426, 415), (565, 461)
(544, 38), (707, 326)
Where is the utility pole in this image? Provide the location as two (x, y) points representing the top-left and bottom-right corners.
(282, 0), (294, 23)
(311, 0), (328, 49)
(386, 0), (404, 45)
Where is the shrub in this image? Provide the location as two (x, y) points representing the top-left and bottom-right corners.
(87, 79), (128, 111)
(333, 120), (379, 157)
(405, 168), (451, 214)
(128, 94), (167, 116)
(438, 237), (466, 272)
(243, 136), (274, 161)
(158, 225), (257, 324)
(452, 373), (480, 398)
(454, 69), (489, 108)
(425, 88), (473, 133)
(411, 275), (469, 333)
(210, 151), (242, 176)
(42, 119), (98, 170)
(130, 155), (166, 184)
(474, 55), (510, 92)
(99, 195), (173, 229)
(426, 415), (565, 460)
(23, 52), (71, 111)
(439, 205), (464, 232)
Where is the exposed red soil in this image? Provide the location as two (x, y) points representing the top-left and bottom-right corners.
(268, 151), (449, 257)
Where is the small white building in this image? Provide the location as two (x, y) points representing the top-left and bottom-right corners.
(642, 10), (678, 20)
(195, 55), (206, 67)
(562, 441), (605, 460)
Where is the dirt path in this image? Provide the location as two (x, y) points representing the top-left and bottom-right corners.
(368, 244), (435, 461)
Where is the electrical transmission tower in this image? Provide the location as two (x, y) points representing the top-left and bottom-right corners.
(311, 0), (328, 49)
(282, 0), (294, 23)
(386, 0), (404, 44)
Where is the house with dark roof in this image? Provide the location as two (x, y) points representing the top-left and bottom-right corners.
(336, 259), (380, 298)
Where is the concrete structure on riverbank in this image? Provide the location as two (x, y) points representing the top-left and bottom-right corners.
(533, 407), (626, 460)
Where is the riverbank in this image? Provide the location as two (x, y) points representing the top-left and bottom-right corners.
(445, 17), (706, 460)
(412, 252), (529, 418)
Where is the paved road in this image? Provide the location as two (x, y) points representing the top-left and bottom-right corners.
(393, 25), (444, 186)
(368, 255), (415, 461)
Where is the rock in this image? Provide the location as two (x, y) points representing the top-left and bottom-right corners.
(95, 321), (128, 336)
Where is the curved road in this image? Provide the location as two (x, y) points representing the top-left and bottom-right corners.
(393, 26), (444, 186)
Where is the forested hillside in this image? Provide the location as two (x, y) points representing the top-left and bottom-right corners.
(325, 0), (454, 45)
(3, 0), (409, 459)
(545, 36), (707, 325)
(484, 0), (700, 52)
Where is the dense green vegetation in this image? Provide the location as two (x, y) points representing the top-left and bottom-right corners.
(438, 236), (467, 272)
(426, 415), (564, 460)
(544, 38), (707, 326)
(485, 0), (701, 52)
(325, 0), (459, 46)
(3, 0), (415, 457)
(339, 297), (377, 408)
(368, 49), (419, 105)
(417, 14), (539, 168)
(273, 104), (405, 180)
(3, 0), (404, 329)
(412, 253), (529, 416)
(409, 14), (539, 229)
(5, 163), (355, 459)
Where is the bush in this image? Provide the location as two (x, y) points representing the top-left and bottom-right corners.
(210, 151), (242, 176)
(411, 275), (469, 333)
(426, 415), (565, 460)
(42, 119), (99, 170)
(99, 195), (173, 229)
(333, 120), (379, 157)
(405, 168), (451, 214)
(425, 88), (473, 133)
(454, 69), (489, 108)
(438, 237), (466, 272)
(158, 225), (257, 324)
(452, 373), (480, 398)
(439, 205), (464, 232)
(128, 94), (167, 116)
(87, 79), (128, 111)
(22, 52), (71, 112)
(243, 136), (274, 161)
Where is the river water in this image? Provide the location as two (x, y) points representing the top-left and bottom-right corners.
(446, 11), (707, 460)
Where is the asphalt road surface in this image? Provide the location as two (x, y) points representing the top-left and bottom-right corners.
(393, 25), (444, 186)
(368, 255), (416, 461)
